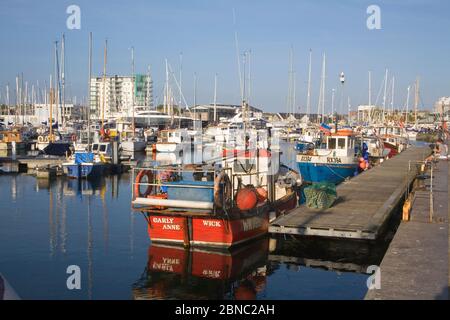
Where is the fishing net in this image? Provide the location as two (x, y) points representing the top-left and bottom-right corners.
(304, 182), (337, 210)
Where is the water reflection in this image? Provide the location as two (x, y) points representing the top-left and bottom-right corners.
(132, 238), (269, 300)
(131, 234), (386, 300)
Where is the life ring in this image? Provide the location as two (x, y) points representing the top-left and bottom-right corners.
(214, 171), (232, 209)
(134, 170), (154, 198)
(38, 136), (44, 143)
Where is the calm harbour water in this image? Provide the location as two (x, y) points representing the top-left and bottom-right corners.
(0, 142), (376, 300)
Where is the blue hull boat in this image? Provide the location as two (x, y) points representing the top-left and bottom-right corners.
(63, 152), (108, 179)
(297, 162), (358, 185)
(65, 163), (81, 179)
(80, 163), (106, 179)
(296, 130), (360, 185)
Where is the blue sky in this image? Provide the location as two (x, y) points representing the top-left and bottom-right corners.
(0, 0), (449, 112)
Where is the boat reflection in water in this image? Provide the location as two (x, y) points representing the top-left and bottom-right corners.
(132, 238), (269, 300)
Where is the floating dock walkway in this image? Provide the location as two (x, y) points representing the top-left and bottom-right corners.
(269, 146), (430, 240)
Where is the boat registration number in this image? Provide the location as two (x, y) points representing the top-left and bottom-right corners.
(299, 156), (312, 162)
(327, 157), (342, 163)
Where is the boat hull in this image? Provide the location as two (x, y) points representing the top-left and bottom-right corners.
(145, 193), (296, 248)
(121, 140), (147, 152)
(63, 162), (106, 179)
(63, 163), (81, 179)
(297, 162), (358, 185)
(155, 143), (181, 153)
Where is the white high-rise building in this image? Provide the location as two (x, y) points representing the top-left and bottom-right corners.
(89, 74), (153, 119)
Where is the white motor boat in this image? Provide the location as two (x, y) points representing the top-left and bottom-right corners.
(155, 129), (191, 153)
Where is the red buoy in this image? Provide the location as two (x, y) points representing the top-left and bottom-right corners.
(236, 187), (258, 211)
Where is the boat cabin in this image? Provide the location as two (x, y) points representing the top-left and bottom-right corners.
(315, 133), (356, 157)
(158, 129), (190, 144)
(91, 142), (112, 159)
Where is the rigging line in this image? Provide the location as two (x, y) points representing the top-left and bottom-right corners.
(374, 77), (385, 107)
(167, 63), (190, 110)
(233, 8), (244, 102)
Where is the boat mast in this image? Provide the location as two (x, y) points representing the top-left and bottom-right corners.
(368, 71), (372, 107)
(49, 74), (53, 141)
(131, 46), (135, 138)
(322, 54), (326, 122)
(247, 50), (251, 106)
(317, 53), (325, 124)
(61, 33), (65, 128)
(306, 49), (312, 121)
(179, 52), (182, 111)
(54, 41), (59, 128)
(87, 32), (92, 148)
(405, 85), (410, 127)
(390, 76), (395, 117)
(414, 77), (419, 127)
(382, 68), (388, 123)
(213, 73), (218, 123)
(6, 83), (9, 117)
(331, 88), (335, 117)
(146, 65), (151, 108)
(101, 39), (107, 130)
(15, 76), (18, 124)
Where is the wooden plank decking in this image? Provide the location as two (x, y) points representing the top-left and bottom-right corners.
(269, 146), (431, 240)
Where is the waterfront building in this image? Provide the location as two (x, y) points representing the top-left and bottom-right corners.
(89, 74), (153, 119)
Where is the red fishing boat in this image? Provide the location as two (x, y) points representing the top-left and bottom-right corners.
(376, 125), (409, 158)
(132, 148), (300, 248)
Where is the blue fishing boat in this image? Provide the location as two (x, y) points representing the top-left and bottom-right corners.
(296, 129), (359, 185)
(63, 152), (107, 179)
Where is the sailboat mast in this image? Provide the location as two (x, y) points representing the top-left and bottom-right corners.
(6, 83), (10, 116)
(61, 33), (65, 127)
(382, 69), (388, 123)
(390, 76), (395, 115)
(131, 46), (135, 137)
(179, 52), (182, 110)
(213, 73), (218, 123)
(322, 53), (326, 122)
(414, 77), (419, 127)
(146, 65), (151, 108)
(405, 85), (410, 127)
(306, 49), (312, 120)
(331, 88), (335, 116)
(101, 39), (107, 130)
(54, 41), (59, 128)
(49, 74), (53, 141)
(15, 76), (19, 124)
(87, 32), (92, 147)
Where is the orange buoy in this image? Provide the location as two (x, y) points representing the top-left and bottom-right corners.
(134, 170), (153, 198)
(359, 160), (367, 170)
(236, 187), (258, 211)
(255, 187), (268, 203)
